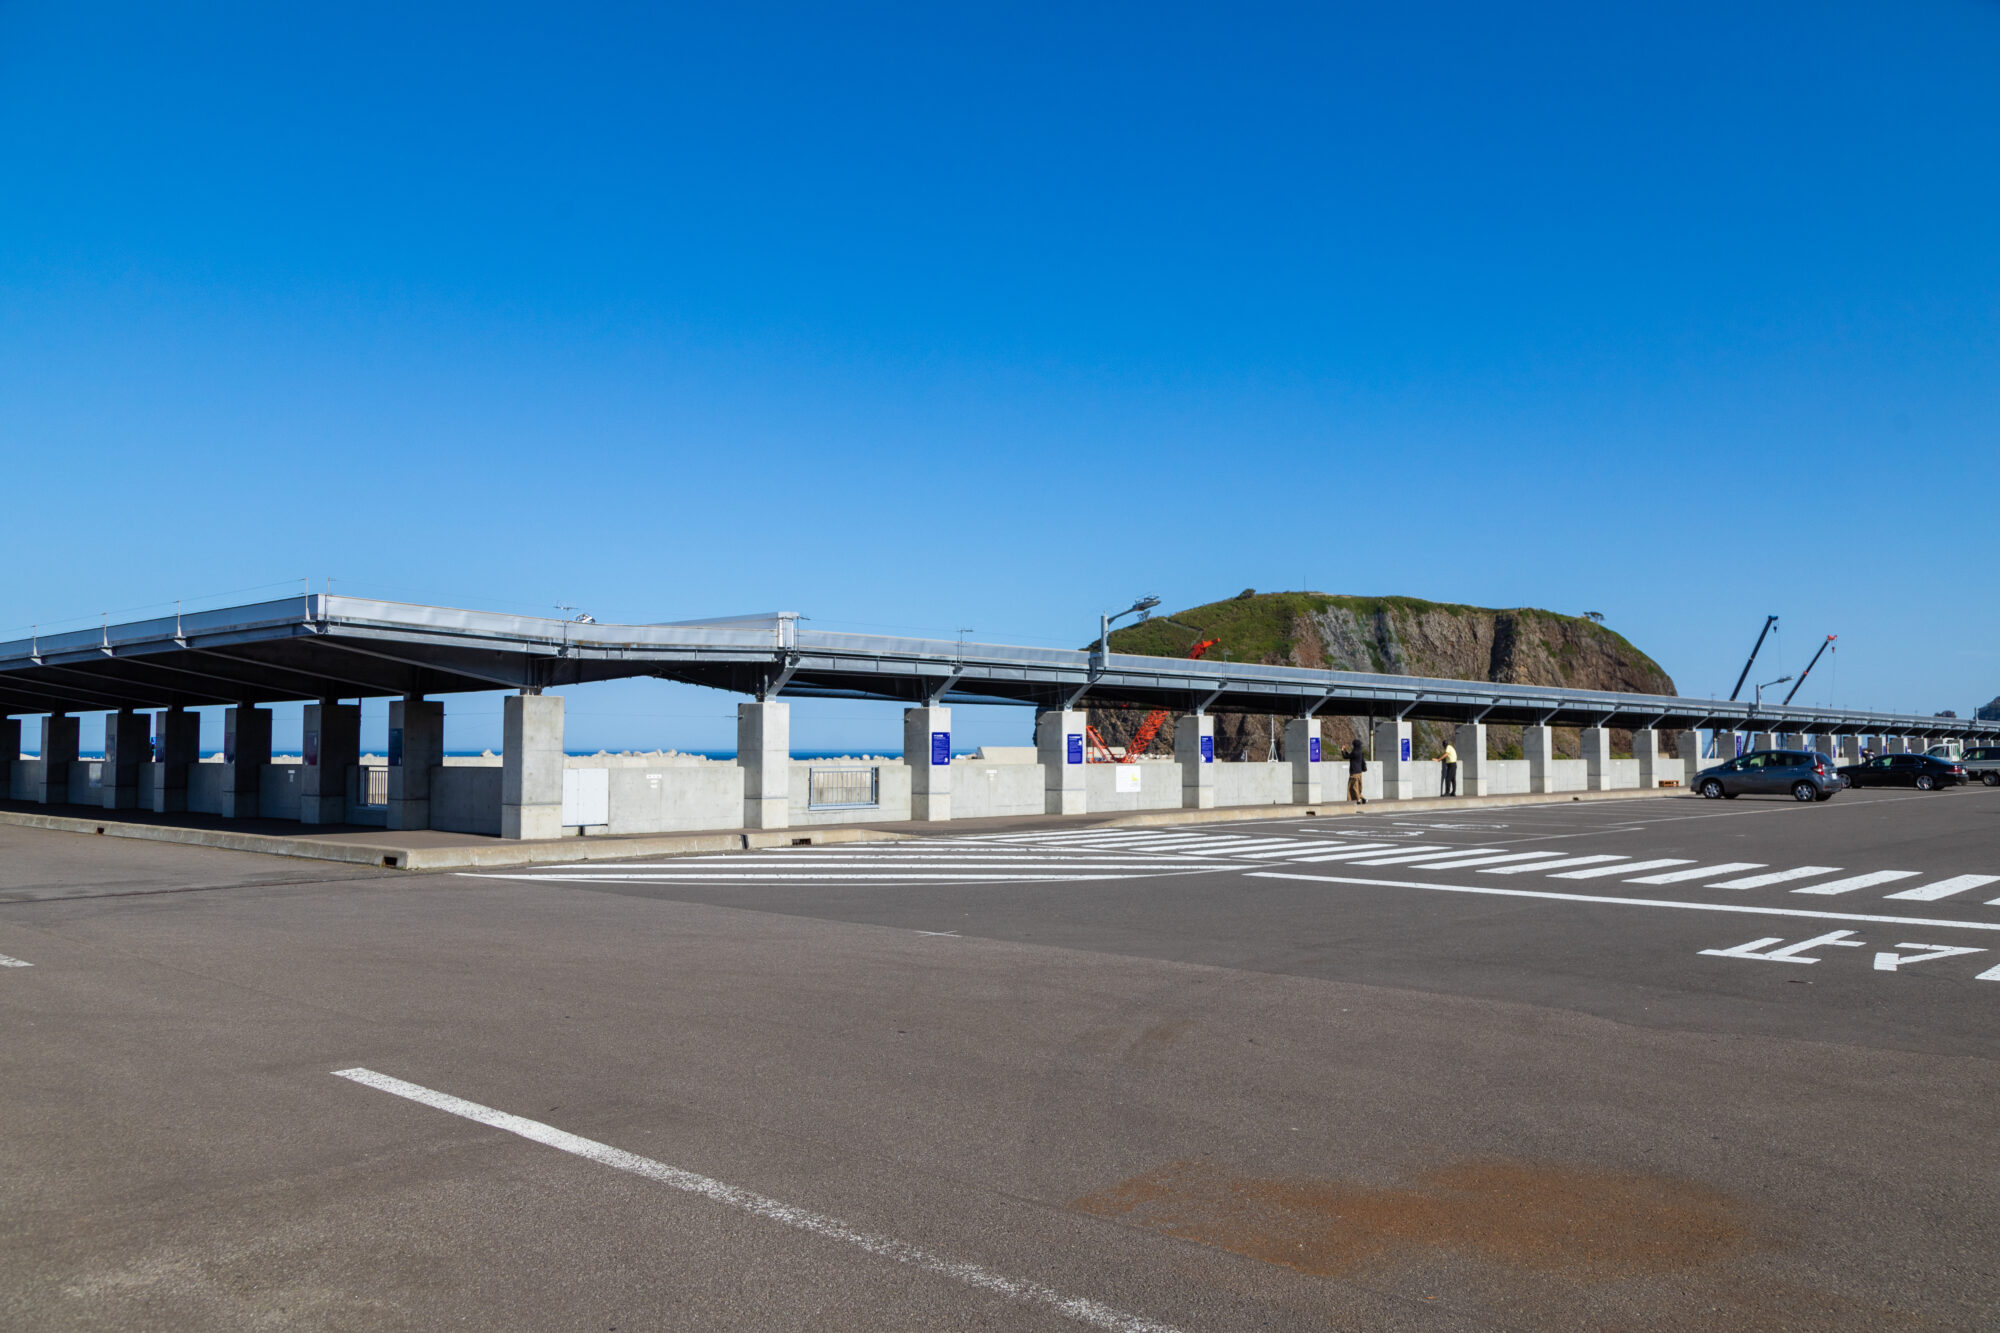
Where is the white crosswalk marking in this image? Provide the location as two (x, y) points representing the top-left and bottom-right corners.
(1397, 850), (1570, 870)
(1481, 854), (1626, 875)
(1242, 842), (1398, 859)
(1624, 862), (1764, 885)
(1709, 866), (1841, 890)
(1551, 858), (1695, 880)
(1883, 874), (2000, 902)
(1297, 845), (1450, 863)
(1349, 847), (1500, 865)
(1790, 870), (1921, 896)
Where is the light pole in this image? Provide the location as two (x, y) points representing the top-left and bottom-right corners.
(1753, 675), (1792, 715)
(1096, 596), (1160, 660)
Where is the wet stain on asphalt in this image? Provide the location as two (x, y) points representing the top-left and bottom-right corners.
(1069, 1158), (1757, 1279)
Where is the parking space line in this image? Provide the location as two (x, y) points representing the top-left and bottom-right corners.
(332, 1069), (1182, 1333)
(1884, 874), (2000, 902)
(1246, 873), (2000, 933)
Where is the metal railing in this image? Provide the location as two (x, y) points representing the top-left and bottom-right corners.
(358, 766), (388, 807)
(807, 766), (878, 810)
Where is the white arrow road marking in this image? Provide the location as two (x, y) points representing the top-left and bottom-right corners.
(1883, 874), (2000, 902)
(332, 1069), (1183, 1333)
(1246, 871), (2000, 933)
(1873, 944), (1985, 971)
(1791, 870), (1921, 896)
(0, 954), (31, 968)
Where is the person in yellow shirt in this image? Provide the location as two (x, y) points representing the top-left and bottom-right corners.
(1440, 739), (1459, 797)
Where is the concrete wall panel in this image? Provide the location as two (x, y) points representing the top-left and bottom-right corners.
(11, 759), (42, 802)
(1213, 763), (1294, 808)
(187, 763), (226, 815)
(787, 762), (912, 826)
(433, 766), (503, 836)
(259, 765), (303, 821)
(604, 765), (742, 836)
(951, 761), (1046, 819)
(1082, 761), (1183, 812)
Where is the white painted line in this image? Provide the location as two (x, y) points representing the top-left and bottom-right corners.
(1294, 844), (1449, 863)
(1350, 847), (1501, 866)
(1624, 862), (1764, 885)
(1552, 858), (1694, 881)
(1480, 854), (1626, 875)
(1708, 866), (1841, 890)
(1789, 870), (1922, 897)
(1240, 840), (1400, 860)
(1399, 851), (1569, 870)
(1245, 872), (2000, 933)
(332, 1068), (1182, 1333)
(0, 953), (31, 968)
(1884, 874), (2000, 902)
(467, 872), (1167, 884)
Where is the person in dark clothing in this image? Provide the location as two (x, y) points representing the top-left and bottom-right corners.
(1346, 738), (1368, 804)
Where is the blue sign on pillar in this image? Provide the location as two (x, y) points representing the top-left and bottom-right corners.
(1400, 737), (1411, 762)
(930, 731), (951, 766)
(1066, 733), (1083, 765)
(388, 727), (404, 767)
(1308, 736), (1321, 763)
(1200, 735), (1214, 763)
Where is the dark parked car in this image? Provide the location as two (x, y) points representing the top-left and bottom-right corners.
(1692, 749), (1842, 802)
(1837, 753), (1967, 792)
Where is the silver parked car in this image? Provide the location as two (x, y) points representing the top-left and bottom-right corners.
(1692, 749), (1843, 802)
(1959, 745), (2000, 787)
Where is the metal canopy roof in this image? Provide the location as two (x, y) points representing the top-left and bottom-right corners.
(0, 595), (1990, 739)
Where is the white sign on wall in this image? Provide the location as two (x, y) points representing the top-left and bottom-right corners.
(1114, 766), (1142, 793)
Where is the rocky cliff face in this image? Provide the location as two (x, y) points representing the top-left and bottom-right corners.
(1090, 592), (1679, 762)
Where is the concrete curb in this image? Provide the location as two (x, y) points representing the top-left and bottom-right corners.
(0, 787), (1687, 871)
(0, 810), (914, 871)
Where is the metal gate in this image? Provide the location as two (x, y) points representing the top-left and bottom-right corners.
(808, 766), (878, 810)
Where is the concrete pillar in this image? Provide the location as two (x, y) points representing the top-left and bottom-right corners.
(1374, 719), (1414, 799)
(222, 705), (272, 818)
(301, 702), (360, 825)
(1037, 708), (1088, 816)
(1454, 723), (1488, 796)
(1750, 731), (1778, 753)
(1886, 736), (1908, 755)
(1524, 724), (1555, 794)
(386, 697), (442, 831)
(39, 714), (79, 805)
(1285, 717), (1322, 804)
(1582, 726), (1613, 791)
(503, 693), (566, 840)
(1675, 731), (1703, 784)
(0, 716), (17, 798)
(739, 699), (790, 829)
(1839, 735), (1861, 763)
(151, 708), (200, 813)
(1632, 728), (1660, 788)
(101, 709), (148, 810)
(903, 706), (952, 822)
(1174, 713), (1217, 809)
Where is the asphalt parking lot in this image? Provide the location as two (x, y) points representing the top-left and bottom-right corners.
(4, 785), (1998, 1331)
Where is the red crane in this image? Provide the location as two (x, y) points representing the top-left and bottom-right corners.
(1085, 637), (1219, 762)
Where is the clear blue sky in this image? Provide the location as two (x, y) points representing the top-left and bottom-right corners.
(5, 2), (1997, 755)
